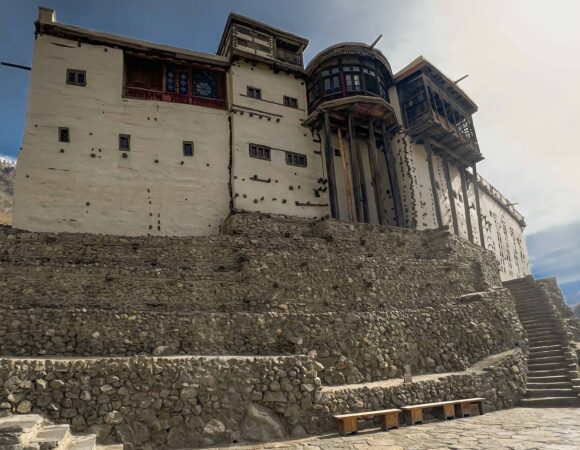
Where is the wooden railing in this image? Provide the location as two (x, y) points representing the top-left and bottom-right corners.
(123, 86), (226, 110)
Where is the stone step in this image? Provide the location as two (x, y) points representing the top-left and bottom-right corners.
(517, 310), (553, 318)
(96, 445), (124, 450)
(528, 355), (568, 365)
(527, 381), (573, 389)
(520, 396), (580, 407)
(517, 305), (552, 314)
(66, 434), (96, 450)
(30, 424), (71, 449)
(0, 414), (45, 447)
(529, 348), (566, 358)
(528, 361), (570, 371)
(527, 331), (562, 340)
(520, 317), (555, 326)
(524, 325), (560, 333)
(529, 343), (563, 352)
(526, 388), (578, 398)
(528, 368), (570, 377)
(528, 336), (564, 344)
(528, 374), (572, 383)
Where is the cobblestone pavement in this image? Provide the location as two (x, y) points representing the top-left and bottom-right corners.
(221, 407), (580, 449)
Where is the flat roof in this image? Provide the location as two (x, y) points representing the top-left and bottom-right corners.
(37, 9), (229, 67)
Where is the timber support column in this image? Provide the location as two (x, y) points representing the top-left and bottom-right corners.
(459, 168), (474, 242)
(380, 123), (405, 227)
(472, 163), (486, 247)
(323, 111), (339, 219)
(347, 113), (363, 222)
(424, 137), (442, 228)
(443, 154), (459, 235)
(368, 119), (386, 225)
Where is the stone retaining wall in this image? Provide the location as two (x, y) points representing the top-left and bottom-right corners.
(0, 350), (526, 449)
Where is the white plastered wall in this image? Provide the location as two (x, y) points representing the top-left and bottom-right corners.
(230, 60), (328, 218)
(13, 34), (230, 236)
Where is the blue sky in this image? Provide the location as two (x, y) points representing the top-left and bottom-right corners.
(1, 0), (579, 305)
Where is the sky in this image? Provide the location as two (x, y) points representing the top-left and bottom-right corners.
(0, 0), (578, 304)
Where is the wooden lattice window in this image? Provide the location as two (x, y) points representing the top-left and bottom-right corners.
(58, 127), (70, 143)
(286, 151), (307, 167)
(249, 144), (271, 161)
(283, 96), (298, 108)
(183, 141), (194, 157)
(119, 134), (130, 151)
(66, 69), (86, 86)
(247, 86), (262, 100)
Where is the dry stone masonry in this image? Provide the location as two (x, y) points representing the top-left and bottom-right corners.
(0, 212), (528, 448)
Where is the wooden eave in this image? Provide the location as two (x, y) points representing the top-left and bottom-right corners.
(303, 96), (400, 129)
(395, 56), (478, 114)
(232, 50), (307, 76)
(36, 21), (230, 68)
(306, 43), (393, 78)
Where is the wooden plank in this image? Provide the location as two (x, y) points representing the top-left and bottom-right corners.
(367, 119), (386, 225)
(334, 408), (402, 419)
(459, 168), (474, 242)
(323, 111), (340, 219)
(337, 128), (355, 222)
(401, 398), (485, 410)
(380, 122), (405, 227)
(424, 137), (443, 228)
(471, 164), (486, 248)
(347, 113), (364, 222)
(442, 154), (460, 235)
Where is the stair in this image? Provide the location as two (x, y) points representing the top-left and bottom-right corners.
(0, 414), (122, 450)
(504, 277), (580, 407)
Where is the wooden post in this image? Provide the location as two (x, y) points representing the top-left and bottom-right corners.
(337, 128), (354, 222)
(472, 163), (486, 248)
(367, 119), (386, 225)
(380, 122), (405, 227)
(459, 168), (474, 242)
(323, 111), (339, 219)
(347, 113), (363, 222)
(424, 137), (442, 228)
(443, 155), (459, 235)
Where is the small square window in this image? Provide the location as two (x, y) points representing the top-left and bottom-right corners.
(286, 151), (307, 167)
(58, 127), (70, 143)
(119, 134), (130, 151)
(249, 144), (271, 160)
(183, 141), (194, 157)
(66, 69), (86, 86)
(283, 96), (298, 108)
(334, 148), (341, 157)
(247, 86), (262, 100)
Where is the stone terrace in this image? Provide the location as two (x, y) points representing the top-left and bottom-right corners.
(0, 212), (527, 448)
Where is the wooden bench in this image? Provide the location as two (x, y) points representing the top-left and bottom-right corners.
(334, 408), (402, 435)
(401, 398), (485, 425)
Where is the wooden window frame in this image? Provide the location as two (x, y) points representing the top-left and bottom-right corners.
(249, 144), (271, 161)
(58, 127), (70, 143)
(183, 141), (194, 157)
(247, 86), (262, 100)
(283, 96), (298, 108)
(119, 134), (131, 151)
(66, 69), (86, 86)
(286, 151), (307, 167)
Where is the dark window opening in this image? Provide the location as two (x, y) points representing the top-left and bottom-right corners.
(183, 141), (194, 157)
(247, 86), (262, 99)
(345, 73), (361, 92)
(334, 148), (341, 156)
(66, 69), (86, 86)
(119, 134), (130, 151)
(59, 127), (70, 143)
(322, 67), (341, 96)
(194, 71), (219, 99)
(283, 96), (298, 108)
(249, 144), (271, 160)
(286, 151), (307, 167)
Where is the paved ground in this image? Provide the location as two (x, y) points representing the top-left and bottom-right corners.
(221, 407), (580, 449)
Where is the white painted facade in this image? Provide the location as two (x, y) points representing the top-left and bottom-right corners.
(13, 8), (529, 279)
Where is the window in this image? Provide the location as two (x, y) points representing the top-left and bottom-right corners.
(286, 151), (307, 167)
(322, 67), (341, 96)
(58, 127), (70, 143)
(66, 69), (86, 86)
(194, 71), (219, 99)
(119, 134), (130, 151)
(183, 141), (194, 157)
(345, 67), (362, 92)
(247, 86), (262, 99)
(249, 144), (271, 160)
(283, 96), (298, 108)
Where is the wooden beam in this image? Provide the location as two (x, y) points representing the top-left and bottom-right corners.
(459, 168), (474, 242)
(323, 111), (340, 219)
(348, 113), (364, 222)
(472, 163), (486, 248)
(443, 154), (459, 235)
(424, 137), (442, 228)
(380, 122), (405, 227)
(337, 128), (355, 222)
(368, 119), (386, 225)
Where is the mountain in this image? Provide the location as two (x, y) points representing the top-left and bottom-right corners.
(0, 158), (15, 225)
(574, 303), (580, 319)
